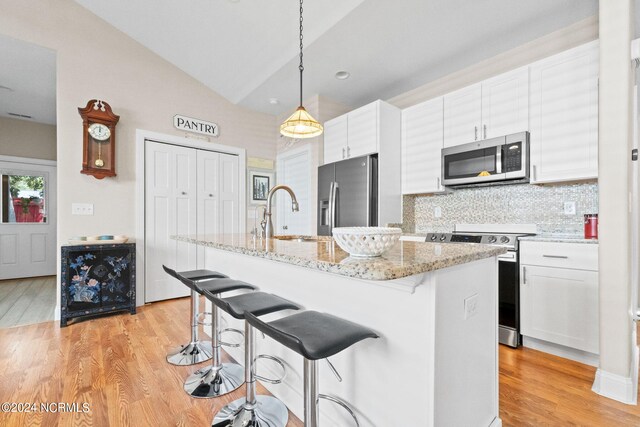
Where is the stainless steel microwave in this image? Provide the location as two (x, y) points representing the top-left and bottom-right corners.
(441, 131), (529, 187)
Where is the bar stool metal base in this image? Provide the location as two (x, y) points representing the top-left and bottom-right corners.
(212, 395), (288, 427)
(166, 341), (213, 366)
(184, 363), (244, 398)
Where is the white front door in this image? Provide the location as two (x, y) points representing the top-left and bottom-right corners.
(0, 159), (56, 280)
(277, 147), (311, 235)
(145, 141), (197, 302)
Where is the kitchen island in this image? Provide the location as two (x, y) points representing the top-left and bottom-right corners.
(172, 234), (505, 427)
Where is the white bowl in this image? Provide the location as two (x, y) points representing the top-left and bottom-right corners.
(332, 227), (401, 258)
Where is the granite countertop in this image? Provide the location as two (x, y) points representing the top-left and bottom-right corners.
(171, 234), (506, 281)
(518, 234), (598, 244)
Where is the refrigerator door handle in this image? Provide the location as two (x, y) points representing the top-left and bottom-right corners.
(331, 182), (339, 230)
(328, 181), (335, 231)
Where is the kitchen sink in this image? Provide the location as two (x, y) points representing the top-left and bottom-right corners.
(273, 235), (329, 243)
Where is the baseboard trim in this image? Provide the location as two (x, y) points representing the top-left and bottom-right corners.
(592, 368), (636, 404)
(522, 336), (599, 367)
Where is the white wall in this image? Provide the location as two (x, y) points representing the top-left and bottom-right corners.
(594, 0), (636, 404)
(0, 117), (56, 160)
(0, 0), (278, 244)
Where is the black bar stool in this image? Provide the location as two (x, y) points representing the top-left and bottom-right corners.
(162, 265), (254, 366)
(245, 310), (379, 427)
(203, 290), (301, 426)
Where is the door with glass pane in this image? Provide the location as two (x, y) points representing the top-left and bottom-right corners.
(0, 160), (57, 280)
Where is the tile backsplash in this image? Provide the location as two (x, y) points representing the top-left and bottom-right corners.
(402, 182), (598, 235)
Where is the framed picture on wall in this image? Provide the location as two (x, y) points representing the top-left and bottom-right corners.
(249, 170), (275, 205)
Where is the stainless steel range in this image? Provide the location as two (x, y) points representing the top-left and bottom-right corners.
(424, 224), (536, 348)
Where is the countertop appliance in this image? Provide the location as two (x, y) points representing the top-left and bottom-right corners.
(442, 131), (529, 187)
(317, 154), (378, 236)
(424, 224), (536, 348)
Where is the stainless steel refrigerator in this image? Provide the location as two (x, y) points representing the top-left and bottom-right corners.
(317, 154), (378, 236)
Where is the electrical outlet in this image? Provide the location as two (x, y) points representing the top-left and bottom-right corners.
(72, 203), (94, 215)
(464, 294), (479, 320)
(564, 201), (576, 215)
(434, 206), (442, 218)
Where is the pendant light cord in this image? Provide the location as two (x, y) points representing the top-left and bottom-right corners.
(299, 0), (304, 107)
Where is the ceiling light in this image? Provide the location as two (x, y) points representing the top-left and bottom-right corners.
(335, 71), (350, 80)
(269, 98), (279, 105)
(280, 0), (323, 139)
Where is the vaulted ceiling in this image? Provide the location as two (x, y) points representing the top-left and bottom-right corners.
(73, 0), (598, 116)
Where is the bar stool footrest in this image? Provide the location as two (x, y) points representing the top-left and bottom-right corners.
(253, 354), (287, 384)
(220, 328), (244, 348)
(318, 394), (360, 427)
(196, 311), (213, 327)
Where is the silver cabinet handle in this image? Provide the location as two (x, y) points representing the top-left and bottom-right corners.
(181, 191), (187, 195)
(436, 176), (440, 189)
(474, 126), (478, 141)
(543, 255), (568, 259)
(282, 225), (288, 230)
(342, 147), (345, 159)
(484, 124), (487, 139)
(532, 164), (537, 181)
(522, 266), (527, 284)
(347, 146), (350, 158)
(209, 193), (214, 197)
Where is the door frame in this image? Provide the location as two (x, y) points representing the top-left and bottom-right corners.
(276, 144), (313, 235)
(135, 129), (246, 307)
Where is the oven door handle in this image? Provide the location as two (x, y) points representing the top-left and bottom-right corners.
(498, 252), (516, 262)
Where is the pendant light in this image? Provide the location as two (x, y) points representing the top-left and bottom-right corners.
(280, 0), (323, 139)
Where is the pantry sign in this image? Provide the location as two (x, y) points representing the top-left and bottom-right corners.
(173, 115), (219, 137)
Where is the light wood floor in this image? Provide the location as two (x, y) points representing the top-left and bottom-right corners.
(0, 276), (56, 329)
(0, 297), (639, 426)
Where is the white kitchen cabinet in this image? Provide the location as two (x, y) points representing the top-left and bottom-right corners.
(322, 114), (348, 164)
(323, 100), (397, 163)
(443, 83), (482, 148)
(347, 101), (378, 159)
(520, 241), (599, 355)
(401, 97), (445, 194)
(481, 66), (529, 139)
(529, 40), (599, 183)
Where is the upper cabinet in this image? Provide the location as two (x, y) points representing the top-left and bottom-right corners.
(323, 115), (348, 164)
(443, 84), (482, 148)
(529, 40), (599, 184)
(323, 100), (398, 164)
(443, 67), (529, 148)
(481, 67), (529, 139)
(402, 97), (445, 194)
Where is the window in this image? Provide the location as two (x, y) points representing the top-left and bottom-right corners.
(1, 172), (47, 223)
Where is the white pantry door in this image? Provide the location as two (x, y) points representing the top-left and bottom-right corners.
(196, 150), (239, 267)
(0, 159), (56, 280)
(145, 141), (197, 302)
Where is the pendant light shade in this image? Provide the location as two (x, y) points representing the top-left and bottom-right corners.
(280, 0), (323, 139)
(280, 106), (323, 138)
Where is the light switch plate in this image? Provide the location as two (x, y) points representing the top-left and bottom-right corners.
(564, 201), (576, 215)
(464, 294), (479, 320)
(72, 203), (94, 215)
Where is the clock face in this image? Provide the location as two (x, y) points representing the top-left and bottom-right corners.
(88, 123), (111, 141)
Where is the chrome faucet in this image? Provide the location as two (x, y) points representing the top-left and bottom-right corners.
(265, 185), (299, 238)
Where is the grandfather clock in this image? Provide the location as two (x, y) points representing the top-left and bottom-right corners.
(78, 99), (120, 179)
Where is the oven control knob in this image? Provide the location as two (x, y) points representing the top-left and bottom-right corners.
(500, 236), (510, 244)
(440, 235), (447, 241)
(430, 235), (437, 241)
(487, 235), (497, 243)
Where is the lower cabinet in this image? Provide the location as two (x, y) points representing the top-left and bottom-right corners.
(520, 265), (598, 354)
(60, 243), (136, 326)
(519, 241), (598, 355)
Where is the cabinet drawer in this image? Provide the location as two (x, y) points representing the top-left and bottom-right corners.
(520, 241), (598, 271)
